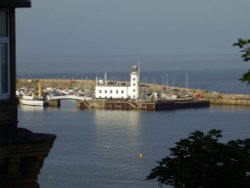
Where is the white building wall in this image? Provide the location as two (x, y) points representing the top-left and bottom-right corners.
(95, 86), (129, 99)
(95, 65), (140, 100)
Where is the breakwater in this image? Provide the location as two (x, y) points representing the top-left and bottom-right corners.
(201, 92), (250, 106)
(17, 79), (95, 91)
(16, 79), (250, 107)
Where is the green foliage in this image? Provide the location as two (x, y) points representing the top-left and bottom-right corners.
(147, 129), (250, 188)
(239, 70), (250, 84)
(233, 38), (250, 84)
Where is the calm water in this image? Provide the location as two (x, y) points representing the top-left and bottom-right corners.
(17, 69), (250, 188)
(18, 101), (250, 188)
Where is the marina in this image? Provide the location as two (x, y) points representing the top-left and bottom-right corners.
(14, 68), (250, 187)
(17, 86), (209, 111)
(2, 1), (250, 187)
(16, 66), (250, 111)
(16, 78), (250, 111)
(16, 65), (210, 111)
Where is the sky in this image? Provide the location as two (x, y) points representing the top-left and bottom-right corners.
(15, 0), (250, 74)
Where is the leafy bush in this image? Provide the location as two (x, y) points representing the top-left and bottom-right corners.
(147, 129), (250, 188)
(233, 39), (250, 84)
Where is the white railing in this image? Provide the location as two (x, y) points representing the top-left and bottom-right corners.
(46, 95), (92, 101)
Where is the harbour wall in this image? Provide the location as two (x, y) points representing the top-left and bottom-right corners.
(17, 79), (95, 91)
(76, 99), (210, 111)
(16, 79), (250, 106)
(201, 92), (250, 106)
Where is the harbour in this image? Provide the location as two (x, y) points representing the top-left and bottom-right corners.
(2, 1), (250, 187)
(16, 77), (210, 111)
(16, 77), (250, 111)
(14, 69), (250, 188)
(15, 69), (250, 188)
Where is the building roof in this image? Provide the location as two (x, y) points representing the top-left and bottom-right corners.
(0, 0), (31, 8)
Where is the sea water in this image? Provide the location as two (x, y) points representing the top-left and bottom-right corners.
(18, 69), (250, 188)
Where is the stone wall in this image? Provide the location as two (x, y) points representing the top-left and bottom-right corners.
(0, 129), (56, 188)
(17, 79), (95, 91)
(202, 92), (250, 106)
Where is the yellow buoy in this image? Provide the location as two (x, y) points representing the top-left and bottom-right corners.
(138, 153), (144, 158)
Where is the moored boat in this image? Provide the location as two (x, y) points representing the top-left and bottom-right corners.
(19, 95), (45, 107)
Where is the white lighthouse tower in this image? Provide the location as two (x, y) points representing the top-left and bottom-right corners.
(129, 65), (140, 100)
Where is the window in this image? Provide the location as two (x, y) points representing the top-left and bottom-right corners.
(0, 10), (8, 37)
(121, 90), (124, 94)
(99, 90), (102, 93)
(0, 9), (10, 99)
(105, 90), (107, 94)
(116, 90), (118, 94)
(110, 90), (112, 94)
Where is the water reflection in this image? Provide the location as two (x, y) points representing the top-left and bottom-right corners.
(19, 105), (43, 112)
(93, 110), (146, 185)
(94, 110), (142, 149)
(94, 110), (141, 128)
(18, 104), (250, 188)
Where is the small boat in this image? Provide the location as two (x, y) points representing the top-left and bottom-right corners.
(18, 80), (46, 107)
(19, 95), (45, 107)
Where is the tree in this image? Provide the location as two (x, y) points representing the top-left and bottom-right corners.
(233, 38), (250, 84)
(147, 129), (250, 188)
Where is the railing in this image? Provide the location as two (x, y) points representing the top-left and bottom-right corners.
(46, 95), (92, 101)
(127, 101), (137, 109)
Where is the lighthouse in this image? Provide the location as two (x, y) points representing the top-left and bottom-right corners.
(129, 65), (140, 100)
(95, 65), (140, 100)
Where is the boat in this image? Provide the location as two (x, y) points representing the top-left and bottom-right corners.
(18, 80), (46, 107)
(19, 95), (45, 107)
